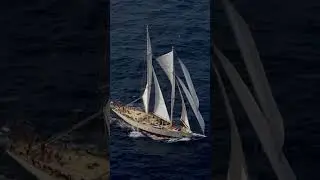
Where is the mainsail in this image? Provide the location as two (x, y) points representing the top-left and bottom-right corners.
(213, 63), (248, 180)
(152, 67), (171, 123)
(214, 45), (296, 180)
(176, 76), (205, 134)
(177, 82), (191, 132)
(156, 50), (175, 122)
(221, 0), (284, 152)
(142, 25), (153, 114)
(178, 58), (200, 109)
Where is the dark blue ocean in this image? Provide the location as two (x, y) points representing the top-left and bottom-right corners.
(110, 0), (211, 179)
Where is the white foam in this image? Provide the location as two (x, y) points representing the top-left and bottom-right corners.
(128, 131), (145, 138)
(192, 133), (207, 138)
(165, 137), (191, 143)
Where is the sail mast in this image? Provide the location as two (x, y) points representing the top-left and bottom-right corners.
(171, 46), (175, 125)
(142, 25), (153, 114)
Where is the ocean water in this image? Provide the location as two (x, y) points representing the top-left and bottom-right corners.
(213, 0), (320, 180)
(0, 0), (108, 179)
(110, 0), (211, 179)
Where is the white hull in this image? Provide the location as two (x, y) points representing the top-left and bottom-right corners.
(111, 107), (192, 138)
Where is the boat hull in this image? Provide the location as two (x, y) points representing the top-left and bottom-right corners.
(6, 151), (58, 180)
(111, 107), (192, 138)
(7, 143), (109, 180)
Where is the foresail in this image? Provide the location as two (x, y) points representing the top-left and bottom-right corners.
(142, 25), (153, 114)
(178, 58), (200, 109)
(176, 76), (205, 134)
(152, 67), (171, 123)
(156, 50), (175, 121)
(221, 0), (284, 152)
(177, 82), (191, 132)
(214, 45), (296, 180)
(156, 51), (174, 86)
(142, 84), (151, 113)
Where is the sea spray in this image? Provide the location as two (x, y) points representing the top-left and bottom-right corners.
(128, 131), (145, 138)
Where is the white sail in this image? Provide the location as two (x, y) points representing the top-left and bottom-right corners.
(142, 25), (153, 114)
(152, 67), (171, 123)
(142, 84), (150, 113)
(221, 0), (284, 152)
(177, 82), (191, 132)
(214, 45), (296, 180)
(213, 63), (248, 180)
(156, 50), (175, 121)
(176, 76), (205, 134)
(178, 58), (200, 109)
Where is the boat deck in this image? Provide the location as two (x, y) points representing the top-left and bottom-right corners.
(112, 104), (188, 133)
(9, 140), (109, 180)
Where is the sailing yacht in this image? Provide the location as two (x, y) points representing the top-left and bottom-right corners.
(1, 113), (109, 180)
(110, 26), (206, 139)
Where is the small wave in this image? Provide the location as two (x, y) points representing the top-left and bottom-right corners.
(128, 131), (145, 138)
(165, 137), (191, 143)
(111, 117), (131, 129)
(110, 117), (118, 123)
(144, 133), (170, 141)
(192, 133), (206, 138)
(143, 133), (192, 143)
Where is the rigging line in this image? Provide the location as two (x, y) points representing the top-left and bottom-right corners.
(31, 110), (103, 150)
(126, 97), (141, 106)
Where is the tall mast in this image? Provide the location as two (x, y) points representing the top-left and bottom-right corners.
(142, 25), (153, 116)
(170, 46), (175, 126)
